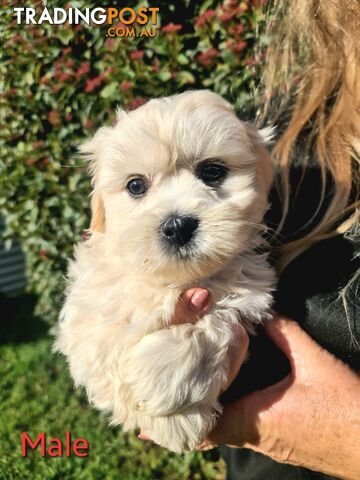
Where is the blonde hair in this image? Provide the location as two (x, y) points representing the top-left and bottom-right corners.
(258, 0), (360, 271)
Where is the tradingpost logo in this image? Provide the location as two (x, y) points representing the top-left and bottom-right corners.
(13, 6), (160, 38)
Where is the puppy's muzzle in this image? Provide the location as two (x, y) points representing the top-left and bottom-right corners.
(160, 214), (199, 247)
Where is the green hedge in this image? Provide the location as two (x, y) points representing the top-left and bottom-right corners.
(0, 0), (267, 324)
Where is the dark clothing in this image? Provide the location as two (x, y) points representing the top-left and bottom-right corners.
(219, 166), (360, 479)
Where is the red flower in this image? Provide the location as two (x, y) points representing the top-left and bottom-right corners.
(245, 57), (256, 67)
(219, 8), (239, 22)
(26, 158), (36, 167)
(130, 50), (145, 61)
(40, 158), (50, 167)
(76, 61), (90, 79)
(162, 23), (182, 34)
(31, 28), (42, 37)
(65, 58), (74, 68)
(59, 72), (72, 82)
(39, 249), (48, 258)
(105, 38), (116, 50)
(197, 47), (219, 67)
(85, 75), (105, 93)
(51, 85), (62, 94)
(12, 34), (24, 43)
(84, 119), (95, 129)
(120, 81), (134, 91)
(128, 97), (147, 110)
(251, 0), (267, 6)
(6, 88), (17, 96)
(227, 40), (248, 53)
(40, 76), (50, 85)
(54, 58), (63, 70)
(48, 111), (60, 125)
(229, 23), (245, 36)
(63, 47), (72, 55)
(151, 59), (160, 73)
(54, 70), (63, 81)
(195, 9), (217, 27)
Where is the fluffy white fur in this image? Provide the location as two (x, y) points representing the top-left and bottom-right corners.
(55, 90), (275, 453)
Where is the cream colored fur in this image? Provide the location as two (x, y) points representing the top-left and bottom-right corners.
(55, 90), (275, 453)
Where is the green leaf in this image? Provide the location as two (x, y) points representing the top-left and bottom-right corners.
(158, 71), (172, 81)
(100, 82), (119, 99)
(177, 54), (189, 65)
(177, 71), (195, 86)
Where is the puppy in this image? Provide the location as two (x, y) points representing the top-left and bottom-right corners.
(55, 90), (275, 453)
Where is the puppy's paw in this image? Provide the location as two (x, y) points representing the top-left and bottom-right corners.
(139, 404), (221, 453)
(119, 313), (243, 451)
(122, 318), (232, 418)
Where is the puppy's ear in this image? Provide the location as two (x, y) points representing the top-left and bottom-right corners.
(79, 126), (113, 233)
(245, 124), (275, 194)
(90, 191), (105, 233)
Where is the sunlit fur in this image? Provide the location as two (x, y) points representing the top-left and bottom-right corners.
(55, 90), (275, 453)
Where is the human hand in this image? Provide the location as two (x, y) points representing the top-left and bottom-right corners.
(139, 289), (360, 480)
(203, 316), (360, 480)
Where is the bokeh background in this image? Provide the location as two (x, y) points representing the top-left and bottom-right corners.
(1, 1), (267, 478)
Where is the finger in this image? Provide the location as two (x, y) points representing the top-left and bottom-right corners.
(138, 431), (151, 441)
(196, 440), (218, 451)
(221, 325), (249, 393)
(172, 288), (211, 325)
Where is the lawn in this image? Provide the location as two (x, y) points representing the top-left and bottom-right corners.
(0, 325), (225, 479)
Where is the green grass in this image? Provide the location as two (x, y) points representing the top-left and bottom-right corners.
(0, 336), (225, 480)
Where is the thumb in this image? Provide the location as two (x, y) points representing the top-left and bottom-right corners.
(172, 288), (212, 325)
(263, 315), (324, 375)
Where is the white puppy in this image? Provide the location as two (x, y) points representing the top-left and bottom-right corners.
(55, 90), (275, 453)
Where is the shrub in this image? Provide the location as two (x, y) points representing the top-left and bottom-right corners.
(0, 0), (267, 324)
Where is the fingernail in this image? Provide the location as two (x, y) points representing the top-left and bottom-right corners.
(190, 289), (209, 311)
(196, 441), (216, 451)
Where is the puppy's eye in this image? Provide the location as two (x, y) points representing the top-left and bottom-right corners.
(197, 162), (228, 185)
(126, 177), (148, 197)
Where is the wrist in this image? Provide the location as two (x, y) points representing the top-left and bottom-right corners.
(247, 377), (360, 480)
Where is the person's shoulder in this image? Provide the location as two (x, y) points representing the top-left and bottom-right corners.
(275, 230), (360, 369)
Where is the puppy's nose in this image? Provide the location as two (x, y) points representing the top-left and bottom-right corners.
(161, 215), (199, 247)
